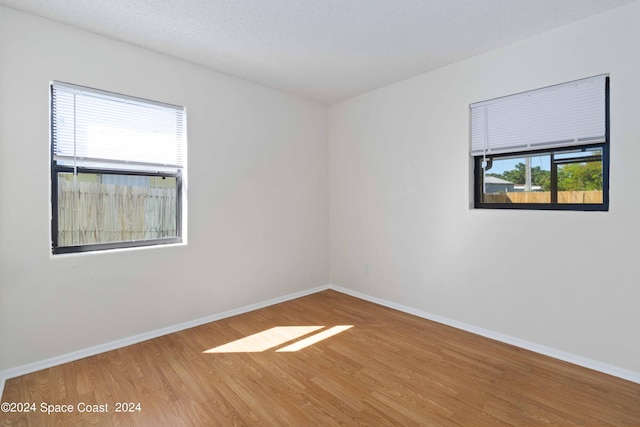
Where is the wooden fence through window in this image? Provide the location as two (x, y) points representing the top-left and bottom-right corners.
(57, 181), (177, 246)
(483, 190), (603, 204)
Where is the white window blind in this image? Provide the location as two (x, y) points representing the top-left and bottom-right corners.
(51, 81), (185, 172)
(470, 74), (607, 156)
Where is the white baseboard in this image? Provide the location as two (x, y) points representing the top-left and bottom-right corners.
(328, 284), (640, 385)
(2, 282), (638, 402)
(0, 285), (330, 400)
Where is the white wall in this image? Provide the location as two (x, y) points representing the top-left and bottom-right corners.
(0, 6), (329, 372)
(329, 2), (640, 375)
(2, 1), (639, 381)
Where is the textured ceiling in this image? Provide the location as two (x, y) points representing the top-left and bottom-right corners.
(0, 0), (636, 104)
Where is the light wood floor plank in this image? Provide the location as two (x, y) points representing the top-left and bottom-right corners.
(1, 290), (639, 426)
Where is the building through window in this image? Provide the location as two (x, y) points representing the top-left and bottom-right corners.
(471, 74), (609, 211)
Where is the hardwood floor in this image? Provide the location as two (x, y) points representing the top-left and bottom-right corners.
(1, 290), (639, 426)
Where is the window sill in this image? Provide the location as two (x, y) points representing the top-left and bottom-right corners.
(50, 240), (187, 258)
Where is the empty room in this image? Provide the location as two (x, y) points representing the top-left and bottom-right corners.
(1, 0), (639, 425)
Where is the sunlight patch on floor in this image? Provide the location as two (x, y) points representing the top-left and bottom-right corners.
(277, 325), (353, 352)
(203, 325), (354, 353)
(204, 326), (323, 353)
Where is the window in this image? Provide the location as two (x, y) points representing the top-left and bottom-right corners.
(471, 75), (609, 210)
(51, 82), (186, 254)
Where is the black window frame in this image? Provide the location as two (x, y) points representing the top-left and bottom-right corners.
(50, 82), (185, 254)
(473, 143), (609, 211)
(51, 165), (183, 254)
(473, 76), (610, 211)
